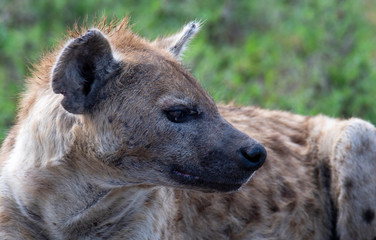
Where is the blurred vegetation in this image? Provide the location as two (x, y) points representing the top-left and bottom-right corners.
(1, 0), (376, 143)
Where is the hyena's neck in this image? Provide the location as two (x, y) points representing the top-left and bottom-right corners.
(42, 181), (176, 239)
(5, 92), (77, 168)
(3, 163), (175, 239)
(1, 92), (74, 210)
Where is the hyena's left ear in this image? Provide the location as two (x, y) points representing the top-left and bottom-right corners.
(152, 21), (201, 59)
(51, 29), (118, 114)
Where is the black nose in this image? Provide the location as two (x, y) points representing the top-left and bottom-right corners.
(239, 143), (267, 171)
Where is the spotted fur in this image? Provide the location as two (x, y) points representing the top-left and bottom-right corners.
(0, 18), (375, 239)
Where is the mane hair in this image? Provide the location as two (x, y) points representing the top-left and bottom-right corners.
(68, 16), (130, 38)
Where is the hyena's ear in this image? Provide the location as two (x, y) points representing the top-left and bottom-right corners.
(152, 21), (201, 59)
(51, 29), (118, 114)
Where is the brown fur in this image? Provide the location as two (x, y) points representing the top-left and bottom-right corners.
(0, 18), (375, 239)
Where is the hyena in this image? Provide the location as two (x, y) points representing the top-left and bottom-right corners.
(0, 17), (375, 239)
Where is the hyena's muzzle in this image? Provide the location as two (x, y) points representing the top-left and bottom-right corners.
(168, 116), (267, 192)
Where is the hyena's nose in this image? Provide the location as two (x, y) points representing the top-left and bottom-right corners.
(239, 143), (267, 171)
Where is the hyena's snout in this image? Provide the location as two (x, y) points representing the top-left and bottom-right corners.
(238, 143), (267, 172)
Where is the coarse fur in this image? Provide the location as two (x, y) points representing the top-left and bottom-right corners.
(0, 17), (375, 239)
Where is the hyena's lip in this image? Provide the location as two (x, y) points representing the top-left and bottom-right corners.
(169, 165), (249, 192)
(172, 169), (200, 181)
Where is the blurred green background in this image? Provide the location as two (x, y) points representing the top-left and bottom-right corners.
(1, 0), (376, 143)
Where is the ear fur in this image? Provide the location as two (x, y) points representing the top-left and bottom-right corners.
(51, 29), (117, 114)
(152, 21), (201, 59)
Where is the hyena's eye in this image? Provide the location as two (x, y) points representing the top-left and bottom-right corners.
(165, 106), (198, 123)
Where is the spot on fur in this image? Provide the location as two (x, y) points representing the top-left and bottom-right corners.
(290, 134), (307, 145)
(249, 204), (261, 222)
(279, 180), (296, 199)
(108, 116), (114, 123)
(363, 209), (375, 224)
(268, 203), (279, 213)
(344, 177), (353, 190)
(286, 200), (297, 212)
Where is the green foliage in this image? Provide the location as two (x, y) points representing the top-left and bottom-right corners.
(1, 0), (376, 143)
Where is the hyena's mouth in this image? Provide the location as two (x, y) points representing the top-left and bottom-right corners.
(172, 169), (201, 181)
(169, 165), (249, 192)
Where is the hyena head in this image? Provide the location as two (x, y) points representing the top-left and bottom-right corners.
(51, 20), (266, 192)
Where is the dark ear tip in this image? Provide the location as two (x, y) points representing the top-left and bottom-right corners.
(188, 22), (198, 30)
(73, 29), (106, 46)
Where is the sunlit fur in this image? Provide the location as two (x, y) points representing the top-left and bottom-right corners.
(0, 17), (375, 239)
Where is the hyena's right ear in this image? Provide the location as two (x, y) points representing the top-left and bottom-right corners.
(152, 21), (201, 59)
(51, 29), (118, 114)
